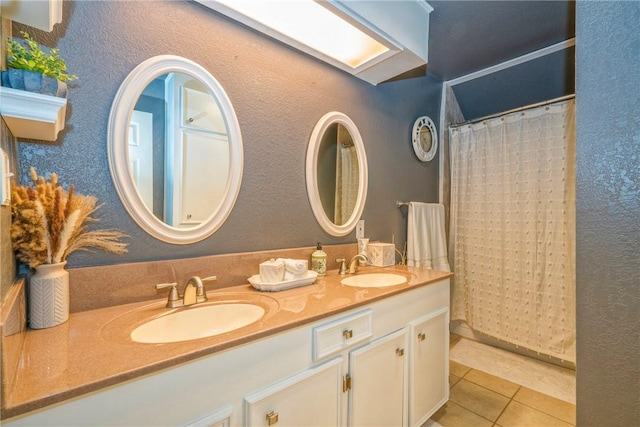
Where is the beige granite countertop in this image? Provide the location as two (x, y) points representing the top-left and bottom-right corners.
(1, 265), (452, 420)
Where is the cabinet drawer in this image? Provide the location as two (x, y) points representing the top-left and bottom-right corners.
(312, 309), (372, 361)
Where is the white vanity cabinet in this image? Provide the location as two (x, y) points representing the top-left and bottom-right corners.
(244, 357), (343, 427)
(4, 278), (449, 427)
(343, 308), (449, 427)
(408, 307), (450, 427)
(348, 328), (408, 427)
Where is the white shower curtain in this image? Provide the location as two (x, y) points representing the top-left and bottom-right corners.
(334, 125), (358, 225)
(449, 99), (576, 362)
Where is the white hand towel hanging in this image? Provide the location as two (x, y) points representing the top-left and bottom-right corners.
(407, 202), (450, 271)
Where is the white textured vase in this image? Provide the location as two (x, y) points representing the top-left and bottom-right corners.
(29, 262), (70, 329)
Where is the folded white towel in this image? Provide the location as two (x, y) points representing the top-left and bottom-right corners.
(278, 258), (308, 280)
(259, 259), (285, 283)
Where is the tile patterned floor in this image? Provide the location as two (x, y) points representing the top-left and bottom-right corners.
(430, 336), (576, 427)
(448, 335), (575, 404)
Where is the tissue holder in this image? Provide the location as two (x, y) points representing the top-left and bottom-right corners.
(259, 259), (285, 283)
(367, 243), (395, 267)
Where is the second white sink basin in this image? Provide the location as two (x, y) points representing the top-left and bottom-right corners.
(340, 273), (407, 288)
(130, 303), (265, 344)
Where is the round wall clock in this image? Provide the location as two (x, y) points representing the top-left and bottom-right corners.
(411, 116), (438, 162)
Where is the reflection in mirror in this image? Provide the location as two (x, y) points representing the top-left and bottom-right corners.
(108, 55), (243, 244)
(317, 123), (359, 226)
(419, 126), (432, 153)
(306, 112), (367, 237)
(131, 73), (229, 227)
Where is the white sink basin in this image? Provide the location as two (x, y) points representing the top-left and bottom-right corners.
(340, 273), (407, 288)
(130, 303), (265, 344)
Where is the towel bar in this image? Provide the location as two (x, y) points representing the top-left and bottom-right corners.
(396, 201), (410, 208)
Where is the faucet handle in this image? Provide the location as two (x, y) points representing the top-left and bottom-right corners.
(196, 276), (217, 303)
(336, 258), (347, 275)
(155, 282), (180, 308)
(155, 282), (178, 289)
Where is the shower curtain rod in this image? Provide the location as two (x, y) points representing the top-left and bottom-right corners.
(449, 94), (575, 129)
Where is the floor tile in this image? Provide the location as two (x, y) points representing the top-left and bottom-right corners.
(430, 401), (493, 427)
(450, 338), (576, 403)
(464, 369), (520, 398)
(497, 401), (573, 427)
(449, 374), (461, 387)
(449, 378), (510, 422)
(513, 387), (576, 425)
(450, 333), (463, 348)
(450, 360), (471, 378)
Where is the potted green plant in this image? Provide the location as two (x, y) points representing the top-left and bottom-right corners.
(2, 31), (77, 98)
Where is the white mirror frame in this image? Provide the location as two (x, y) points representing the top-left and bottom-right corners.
(411, 115), (438, 162)
(306, 112), (368, 237)
(107, 55), (243, 244)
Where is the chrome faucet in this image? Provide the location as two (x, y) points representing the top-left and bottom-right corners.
(337, 253), (368, 275)
(155, 276), (217, 308)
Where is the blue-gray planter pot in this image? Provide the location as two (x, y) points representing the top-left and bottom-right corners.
(1, 69), (68, 98)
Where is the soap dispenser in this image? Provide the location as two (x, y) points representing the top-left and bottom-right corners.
(311, 242), (327, 276)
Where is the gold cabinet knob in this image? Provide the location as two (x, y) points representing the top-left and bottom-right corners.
(418, 333), (426, 341)
(266, 410), (279, 426)
(396, 347), (404, 357)
(343, 329), (353, 340)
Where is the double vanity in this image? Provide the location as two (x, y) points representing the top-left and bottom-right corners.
(3, 34), (447, 425)
(2, 265), (452, 426)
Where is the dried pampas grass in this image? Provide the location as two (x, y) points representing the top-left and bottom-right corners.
(11, 168), (128, 268)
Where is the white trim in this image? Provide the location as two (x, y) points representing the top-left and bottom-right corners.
(438, 83), (448, 205)
(306, 111), (368, 237)
(438, 38), (575, 203)
(184, 404), (232, 427)
(107, 55), (243, 244)
(411, 116), (438, 162)
(420, 1), (435, 13)
(447, 38), (575, 87)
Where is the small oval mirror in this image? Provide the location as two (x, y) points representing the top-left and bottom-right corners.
(108, 55), (243, 244)
(306, 112), (368, 236)
(411, 116), (437, 162)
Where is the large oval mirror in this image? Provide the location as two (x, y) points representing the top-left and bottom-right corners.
(306, 112), (368, 236)
(108, 55), (243, 244)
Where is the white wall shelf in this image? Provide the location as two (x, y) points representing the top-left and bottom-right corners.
(0, 0), (63, 32)
(0, 86), (67, 141)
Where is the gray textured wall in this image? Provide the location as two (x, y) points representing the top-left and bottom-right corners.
(576, 2), (640, 425)
(16, 1), (441, 268)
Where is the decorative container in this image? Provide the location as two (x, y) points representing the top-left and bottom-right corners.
(1, 69), (68, 98)
(29, 261), (70, 329)
(367, 242), (396, 267)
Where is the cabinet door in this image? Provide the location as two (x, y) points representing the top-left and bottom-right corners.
(348, 328), (407, 427)
(184, 404), (232, 427)
(244, 357), (342, 427)
(408, 307), (449, 427)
